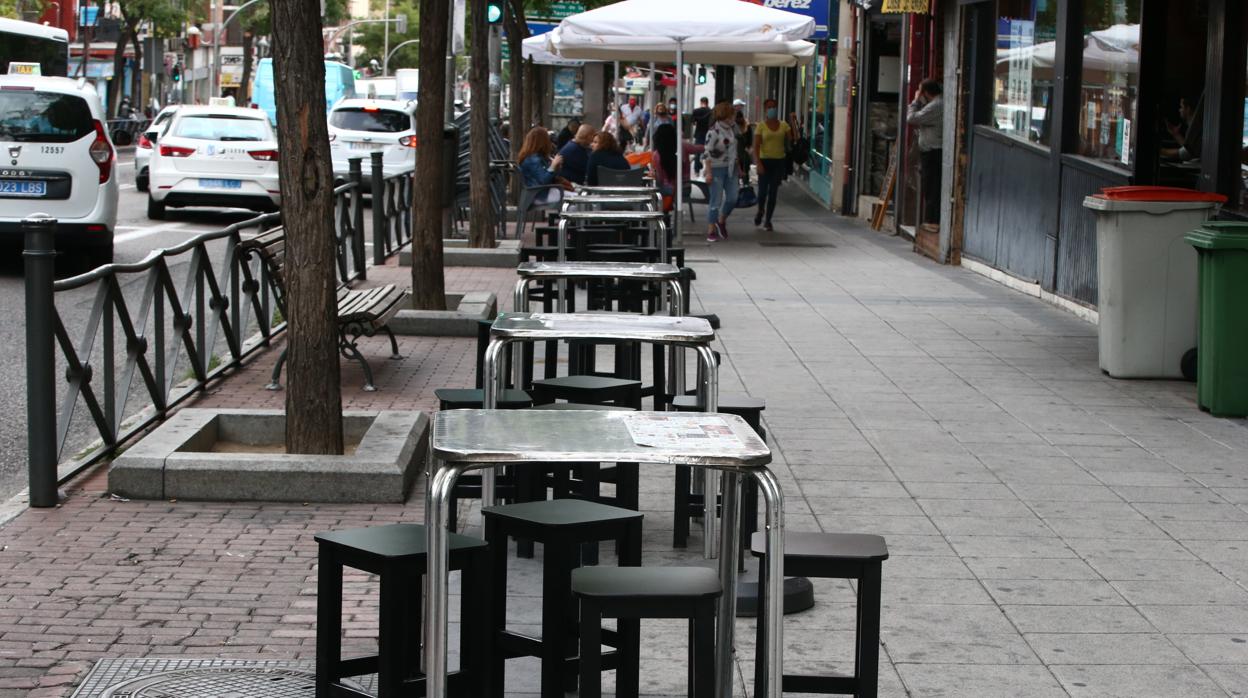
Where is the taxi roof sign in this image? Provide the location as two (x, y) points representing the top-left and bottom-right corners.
(8, 62), (41, 76)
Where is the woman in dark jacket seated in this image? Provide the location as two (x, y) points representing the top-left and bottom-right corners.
(586, 130), (632, 186)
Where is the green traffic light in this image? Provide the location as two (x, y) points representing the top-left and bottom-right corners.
(487, 4), (502, 22)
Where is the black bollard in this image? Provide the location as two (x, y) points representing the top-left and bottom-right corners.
(23, 216), (58, 508)
(348, 157), (366, 280)
(371, 151), (386, 265)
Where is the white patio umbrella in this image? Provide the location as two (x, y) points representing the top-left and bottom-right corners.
(522, 34), (585, 67)
(547, 0), (815, 248)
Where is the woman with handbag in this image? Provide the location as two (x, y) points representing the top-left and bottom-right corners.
(702, 101), (740, 242)
(752, 98), (796, 231)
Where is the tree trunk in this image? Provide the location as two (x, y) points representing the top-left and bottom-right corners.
(503, 0), (526, 206)
(467, 0), (494, 249)
(240, 31), (254, 106)
(410, 0), (449, 309)
(130, 28), (143, 113)
(523, 56), (540, 126)
(108, 25), (131, 118)
(271, 0), (345, 456)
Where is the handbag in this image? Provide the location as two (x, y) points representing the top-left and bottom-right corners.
(736, 184), (758, 208)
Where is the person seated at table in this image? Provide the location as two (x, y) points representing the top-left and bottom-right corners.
(517, 126), (569, 204)
(649, 123), (703, 207)
(586, 130), (632, 186)
(556, 124), (596, 185)
(555, 118), (581, 150)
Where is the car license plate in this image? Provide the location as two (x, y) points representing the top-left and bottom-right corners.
(348, 141), (384, 151)
(199, 178), (242, 189)
(0, 179), (47, 197)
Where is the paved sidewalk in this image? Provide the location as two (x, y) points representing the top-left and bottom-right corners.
(2, 191), (1248, 696)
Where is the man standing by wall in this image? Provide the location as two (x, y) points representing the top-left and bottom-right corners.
(906, 79), (943, 225)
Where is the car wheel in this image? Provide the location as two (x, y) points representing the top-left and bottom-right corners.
(147, 195), (166, 220)
(85, 243), (114, 269)
(136, 168), (149, 192)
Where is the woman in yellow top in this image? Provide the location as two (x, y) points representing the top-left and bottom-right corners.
(752, 98), (796, 231)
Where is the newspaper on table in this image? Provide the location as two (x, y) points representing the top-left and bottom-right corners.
(624, 413), (742, 450)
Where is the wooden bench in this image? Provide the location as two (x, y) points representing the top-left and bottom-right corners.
(240, 228), (408, 392)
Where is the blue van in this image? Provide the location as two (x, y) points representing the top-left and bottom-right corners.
(251, 58), (356, 123)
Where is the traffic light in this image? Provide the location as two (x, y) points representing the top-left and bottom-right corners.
(696, 66), (707, 85)
(486, 2), (503, 23)
(171, 63), (182, 83)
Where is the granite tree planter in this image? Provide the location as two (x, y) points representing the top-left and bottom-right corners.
(388, 291), (497, 336)
(400, 239), (521, 268)
(109, 409), (428, 503)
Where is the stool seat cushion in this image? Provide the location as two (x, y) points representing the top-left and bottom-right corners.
(435, 388), (533, 408)
(483, 498), (643, 528)
(572, 566), (722, 600)
(672, 394), (765, 412)
(533, 375), (642, 391)
(315, 523), (487, 559)
(750, 531), (889, 562)
(528, 403), (634, 411)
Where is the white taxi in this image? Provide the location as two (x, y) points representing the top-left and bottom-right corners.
(328, 98), (416, 189)
(0, 72), (118, 266)
(134, 105), (177, 192)
(146, 105), (280, 219)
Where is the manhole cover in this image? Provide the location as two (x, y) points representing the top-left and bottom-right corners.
(101, 667), (316, 697)
(72, 659), (374, 698)
(757, 241), (836, 248)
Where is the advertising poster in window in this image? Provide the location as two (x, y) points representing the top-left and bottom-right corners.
(551, 67), (584, 117)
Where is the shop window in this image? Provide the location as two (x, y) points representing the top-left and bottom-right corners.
(1075, 0), (1142, 168)
(992, 0), (1058, 146)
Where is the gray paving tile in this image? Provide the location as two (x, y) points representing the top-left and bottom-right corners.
(1203, 664), (1248, 697)
(984, 579), (1128, 606)
(1139, 605), (1248, 633)
(1050, 664), (1227, 697)
(964, 556), (1102, 580)
(1027, 632), (1188, 664)
(946, 535), (1076, 559)
(917, 497), (1038, 518)
(1110, 578), (1248, 606)
(1063, 537), (1198, 561)
(894, 663), (1068, 697)
(1002, 605), (1155, 634)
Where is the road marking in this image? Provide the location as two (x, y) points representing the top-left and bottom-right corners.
(113, 222), (192, 244)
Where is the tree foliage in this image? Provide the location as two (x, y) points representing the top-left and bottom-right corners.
(353, 0), (420, 70)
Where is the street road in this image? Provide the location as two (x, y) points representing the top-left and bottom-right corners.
(0, 152), (264, 502)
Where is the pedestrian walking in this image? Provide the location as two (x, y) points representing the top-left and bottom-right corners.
(906, 78), (943, 225)
(691, 96), (712, 176)
(645, 102), (672, 149)
(733, 99), (753, 187)
(702, 101), (740, 242)
(753, 98), (796, 231)
(650, 122), (704, 212)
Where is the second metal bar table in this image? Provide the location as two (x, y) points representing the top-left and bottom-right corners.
(423, 408), (785, 698)
(556, 209), (670, 263)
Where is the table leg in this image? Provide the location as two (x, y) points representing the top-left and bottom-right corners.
(425, 460), (466, 698)
(714, 470), (742, 698)
(482, 340), (506, 508)
(697, 345), (719, 560)
(512, 279), (528, 313)
(754, 468), (785, 698)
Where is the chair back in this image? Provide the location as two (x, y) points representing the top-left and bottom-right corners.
(597, 166), (646, 187)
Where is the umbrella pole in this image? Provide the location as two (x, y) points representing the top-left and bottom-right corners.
(675, 39), (683, 251)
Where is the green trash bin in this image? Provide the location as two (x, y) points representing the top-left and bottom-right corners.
(1185, 222), (1248, 417)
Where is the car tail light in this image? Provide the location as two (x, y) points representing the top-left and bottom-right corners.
(89, 120), (113, 183)
(160, 144), (195, 157)
(137, 133), (151, 149)
(399, 135), (417, 148)
(249, 149), (279, 161)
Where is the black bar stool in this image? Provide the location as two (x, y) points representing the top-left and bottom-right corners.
(751, 531), (889, 697)
(483, 499), (644, 698)
(314, 523), (489, 698)
(573, 566), (720, 698)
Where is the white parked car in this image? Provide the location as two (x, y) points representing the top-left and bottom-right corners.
(328, 98), (416, 190)
(147, 106), (280, 219)
(134, 105), (177, 192)
(0, 73), (118, 266)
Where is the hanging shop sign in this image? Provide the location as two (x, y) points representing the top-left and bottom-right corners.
(881, 0), (930, 13)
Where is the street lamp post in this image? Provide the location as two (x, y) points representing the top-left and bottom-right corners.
(383, 39), (419, 76)
(210, 0), (265, 100)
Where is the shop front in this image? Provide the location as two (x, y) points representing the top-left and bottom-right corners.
(948, 0), (1247, 308)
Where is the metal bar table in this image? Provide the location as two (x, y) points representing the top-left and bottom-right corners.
(556, 210), (669, 263)
(423, 408), (785, 698)
(512, 261), (687, 428)
(561, 194), (658, 210)
(484, 311), (715, 550)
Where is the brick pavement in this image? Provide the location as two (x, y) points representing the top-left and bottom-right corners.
(2, 191), (1248, 696)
